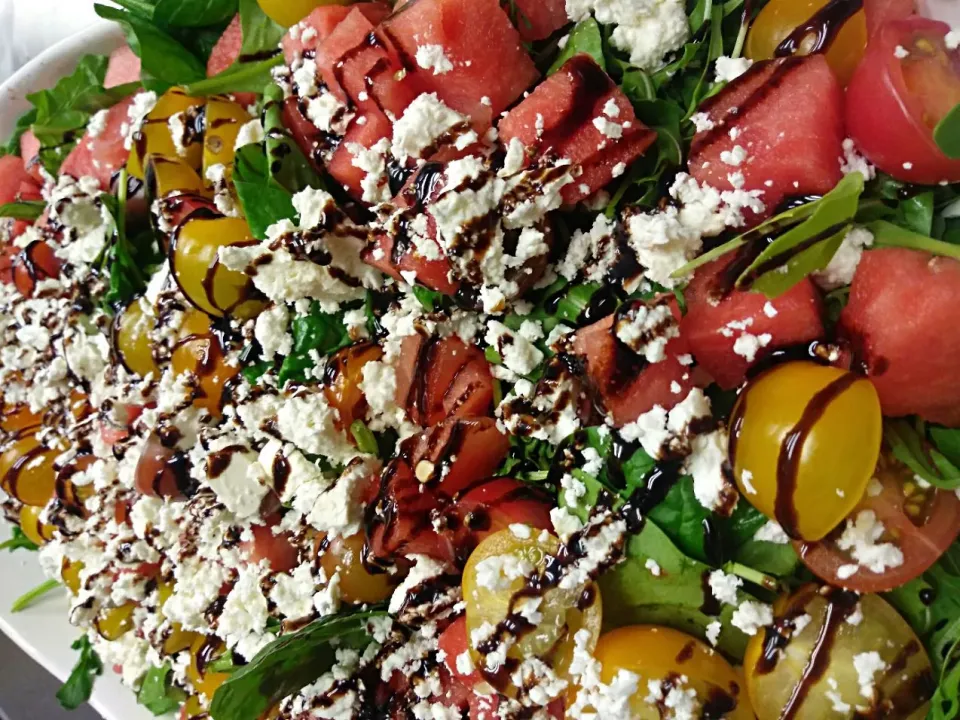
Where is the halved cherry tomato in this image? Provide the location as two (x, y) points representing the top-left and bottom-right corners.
(587, 626), (753, 719)
(134, 433), (188, 498)
(0, 241), (61, 297)
(323, 343), (383, 432)
(316, 531), (394, 604)
(55, 453), (96, 515)
(796, 458), (960, 592)
(0, 431), (59, 507)
(744, 586), (932, 720)
(170, 309), (241, 418)
(127, 88), (204, 180)
(847, 16), (960, 183)
(746, 0), (867, 85)
(257, 0), (348, 27)
(19, 504), (55, 546)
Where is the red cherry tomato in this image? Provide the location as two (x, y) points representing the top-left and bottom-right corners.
(0, 241), (62, 297)
(796, 466), (960, 592)
(242, 522), (299, 573)
(847, 16), (960, 183)
(134, 433), (188, 498)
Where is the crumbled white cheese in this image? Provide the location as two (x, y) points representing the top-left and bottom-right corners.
(815, 226), (874, 291)
(836, 510), (905, 575)
(235, 118), (265, 150)
(715, 55), (753, 83)
(731, 600), (773, 636)
(853, 651), (888, 699)
(415, 44), (454, 75)
(392, 93), (475, 162)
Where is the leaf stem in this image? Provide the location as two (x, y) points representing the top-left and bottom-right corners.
(11, 579), (60, 613)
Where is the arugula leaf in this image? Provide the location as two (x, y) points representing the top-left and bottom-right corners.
(137, 663), (187, 715)
(95, 4), (207, 92)
(0, 526), (39, 552)
(0, 200), (45, 220)
(232, 144), (298, 240)
(184, 0), (284, 95)
(1, 108), (37, 157)
(262, 83), (326, 194)
(884, 419), (960, 490)
(867, 219), (960, 262)
(209, 611), (384, 720)
(11, 578), (60, 613)
(57, 636), (103, 710)
(412, 284), (446, 312)
(934, 103), (960, 160)
(549, 18), (605, 75)
(154, 0), (237, 27)
(599, 520), (750, 659)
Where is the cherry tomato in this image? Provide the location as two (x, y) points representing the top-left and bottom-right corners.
(450, 478), (554, 552)
(95, 601), (136, 640)
(243, 522), (300, 573)
(135, 433), (188, 498)
(18, 504), (55, 546)
(746, 0), (867, 85)
(170, 216), (265, 320)
(55, 453), (96, 515)
(185, 635), (230, 712)
(0, 240), (61, 297)
(730, 362), (882, 542)
(316, 531), (394, 605)
(61, 558), (84, 595)
(128, 88), (204, 180)
(145, 154), (207, 204)
(796, 458), (960, 592)
(114, 298), (160, 377)
(323, 343), (383, 433)
(202, 97), (251, 183)
(744, 586), (933, 720)
(847, 16), (960, 183)
(170, 309), (241, 418)
(583, 626), (753, 719)
(0, 403), (42, 436)
(463, 529), (602, 695)
(0, 431), (59, 507)
(257, 0), (348, 27)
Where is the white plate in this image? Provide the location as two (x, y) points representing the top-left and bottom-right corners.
(0, 21), (159, 720)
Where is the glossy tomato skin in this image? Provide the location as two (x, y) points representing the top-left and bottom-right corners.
(796, 460), (960, 592)
(847, 17), (960, 183)
(864, 0), (916, 35)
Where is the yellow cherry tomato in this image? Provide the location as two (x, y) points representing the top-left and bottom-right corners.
(95, 601), (137, 640)
(257, 0), (348, 28)
(323, 343), (384, 433)
(61, 558), (84, 595)
(0, 403), (42, 436)
(729, 362), (881, 542)
(0, 432), (59, 507)
(317, 531), (395, 605)
(115, 298), (160, 377)
(144, 154), (207, 202)
(170, 310), (241, 419)
(744, 586), (932, 720)
(203, 97), (251, 184)
(746, 0), (867, 86)
(156, 581), (201, 655)
(463, 529), (602, 693)
(186, 635), (231, 706)
(19, 504), (55, 546)
(128, 88), (205, 179)
(170, 216), (265, 319)
(582, 626), (753, 719)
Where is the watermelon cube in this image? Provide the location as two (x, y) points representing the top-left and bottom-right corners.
(19, 130), (43, 183)
(383, 0), (539, 121)
(498, 55), (656, 204)
(281, 2), (391, 64)
(208, 15), (242, 77)
(316, 8), (421, 120)
(362, 232), (460, 295)
(688, 55), (844, 214)
(104, 45), (141, 88)
(327, 108), (394, 199)
(839, 247), (960, 426)
(60, 97), (136, 190)
(0, 156), (43, 241)
(512, 0), (568, 41)
(680, 255), (825, 389)
(572, 304), (695, 427)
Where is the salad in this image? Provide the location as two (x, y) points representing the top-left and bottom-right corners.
(1, 0), (960, 717)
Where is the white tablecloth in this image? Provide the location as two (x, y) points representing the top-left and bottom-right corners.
(0, 0), (99, 82)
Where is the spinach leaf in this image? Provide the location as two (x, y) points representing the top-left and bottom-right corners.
(0, 526), (39, 552)
(11, 578), (60, 613)
(277, 304), (352, 385)
(721, 501), (800, 577)
(209, 611), (384, 720)
(931, 426), (960, 469)
(1, 108), (37, 157)
(868, 219), (960, 262)
(549, 18), (605, 75)
(56, 636), (103, 710)
(934, 103), (960, 160)
(232, 144), (298, 239)
(646, 476), (711, 561)
(895, 191), (935, 236)
(412, 284), (446, 312)
(95, 4), (207, 92)
(154, 0), (237, 27)
(184, 0), (285, 95)
(599, 520), (750, 659)
(137, 663), (187, 715)
(0, 201), (45, 221)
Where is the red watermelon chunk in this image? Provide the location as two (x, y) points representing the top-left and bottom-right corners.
(512, 0), (569, 41)
(104, 45), (141, 88)
(0, 156), (43, 241)
(208, 15), (242, 77)
(498, 55), (656, 204)
(363, 232), (460, 294)
(327, 108), (393, 199)
(316, 8), (420, 120)
(19, 130), (43, 183)
(839, 247), (960, 426)
(282, 2), (391, 64)
(571, 305), (696, 427)
(383, 0), (539, 120)
(680, 255), (825, 389)
(59, 97), (135, 190)
(688, 55), (844, 214)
